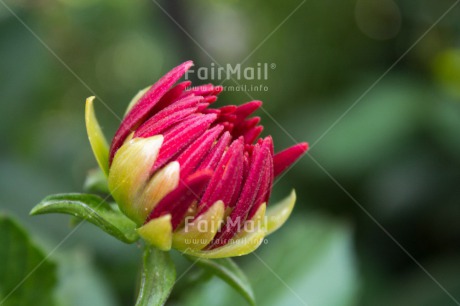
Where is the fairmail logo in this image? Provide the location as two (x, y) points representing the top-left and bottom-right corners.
(184, 62), (276, 81)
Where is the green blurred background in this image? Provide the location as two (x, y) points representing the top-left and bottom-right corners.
(1, 0), (460, 305)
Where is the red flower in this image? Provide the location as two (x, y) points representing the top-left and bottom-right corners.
(86, 61), (307, 258)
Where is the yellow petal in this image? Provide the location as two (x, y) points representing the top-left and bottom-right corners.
(182, 204), (267, 258)
(108, 136), (163, 225)
(173, 201), (225, 251)
(137, 214), (172, 251)
(124, 86), (149, 117)
(137, 161), (180, 222)
(233, 203), (266, 240)
(265, 189), (296, 235)
(85, 96), (110, 176)
(182, 227), (266, 259)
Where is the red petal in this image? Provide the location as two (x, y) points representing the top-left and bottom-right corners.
(151, 114), (217, 173)
(273, 142), (308, 177)
(202, 108), (221, 115)
(247, 149), (273, 219)
(109, 61), (193, 163)
(151, 81), (191, 113)
(233, 101), (262, 123)
(199, 138), (244, 212)
(197, 131), (232, 171)
(134, 95), (203, 138)
(213, 86), (223, 95)
(228, 152), (249, 208)
(176, 125), (223, 179)
(146, 170), (213, 230)
(218, 105), (237, 114)
(203, 95), (218, 103)
(208, 138), (271, 248)
(184, 84), (222, 97)
(243, 126), (263, 144)
(197, 102), (210, 112)
(232, 117), (260, 135)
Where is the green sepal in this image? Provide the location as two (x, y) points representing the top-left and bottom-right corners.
(108, 135), (165, 225)
(187, 256), (256, 306)
(137, 214), (173, 251)
(30, 193), (139, 243)
(266, 189), (296, 235)
(85, 96), (110, 177)
(135, 246), (176, 306)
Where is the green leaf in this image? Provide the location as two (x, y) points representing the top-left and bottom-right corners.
(30, 193), (139, 244)
(0, 215), (57, 306)
(83, 168), (110, 194)
(189, 257), (256, 306)
(135, 246), (176, 306)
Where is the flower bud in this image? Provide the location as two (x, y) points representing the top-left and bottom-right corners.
(85, 61), (307, 258)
